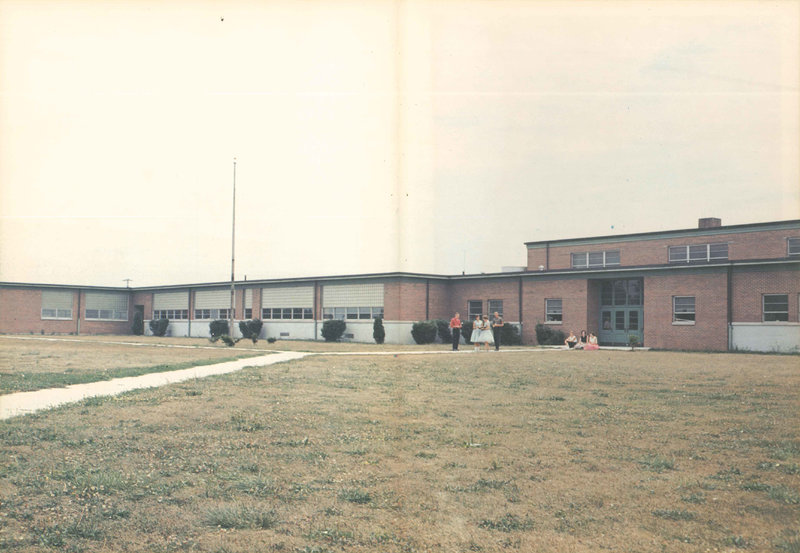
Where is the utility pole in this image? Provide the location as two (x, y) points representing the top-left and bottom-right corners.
(123, 278), (132, 288)
(230, 158), (237, 339)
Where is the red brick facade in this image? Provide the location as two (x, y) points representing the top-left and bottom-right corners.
(2, 220), (798, 351)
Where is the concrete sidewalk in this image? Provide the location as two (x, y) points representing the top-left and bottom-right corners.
(0, 351), (307, 420)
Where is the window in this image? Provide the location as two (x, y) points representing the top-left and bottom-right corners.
(85, 292), (128, 321)
(673, 296), (695, 324)
(488, 300), (503, 317)
(669, 243), (728, 263)
(153, 309), (188, 320)
(788, 237), (800, 256)
(468, 300), (482, 319)
(545, 299), (562, 323)
(571, 250), (621, 269)
(245, 308), (253, 319)
(264, 307), (313, 320)
(321, 307), (380, 320)
(41, 290), (73, 320)
(763, 294), (789, 322)
(194, 308), (230, 320)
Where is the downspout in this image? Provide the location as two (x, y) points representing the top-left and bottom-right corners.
(727, 264), (733, 351)
(187, 289), (192, 337)
(76, 289), (81, 335)
(425, 279), (430, 320)
(545, 242), (550, 271)
(518, 276), (523, 343)
(314, 281), (319, 341)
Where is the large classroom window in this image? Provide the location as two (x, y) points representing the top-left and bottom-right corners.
(487, 300), (503, 317)
(668, 243), (728, 263)
(321, 307), (382, 320)
(467, 300), (483, 319)
(571, 250), (620, 269)
(265, 307), (314, 320)
(545, 299), (562, 323)
(41, 290), (73, 320)
(672, 296), (696, 324)
(153, 309), (188, 320)
(85, 292), (128, 321)
(194, 308), (231, 320)
(763, 294), (789, 322)
(788, 237), (800, 256)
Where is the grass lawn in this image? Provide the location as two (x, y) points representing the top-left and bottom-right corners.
(0, 344), (798, 552)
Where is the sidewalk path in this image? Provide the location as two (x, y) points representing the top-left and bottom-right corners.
(0, 351), (307, 420)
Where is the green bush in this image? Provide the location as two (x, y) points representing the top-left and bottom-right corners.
(434, 319), (452, 343)
(411, 321), (438, 344)
(209, 320), (230, 342)
(535, 323), (565, 345)
(500, 323), (522, 345)
(321, 319), (346, 342)
(461, 319), (478, 345)
(132, 311), (144, 336)
(239, 319), (263, 343)
(149, 318), (169, 337)
(373, 317), (385, 344)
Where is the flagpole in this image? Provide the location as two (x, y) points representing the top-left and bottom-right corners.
(230, 157), (237, 338)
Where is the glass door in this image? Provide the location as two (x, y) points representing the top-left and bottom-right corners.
(598, 279), (643, 346)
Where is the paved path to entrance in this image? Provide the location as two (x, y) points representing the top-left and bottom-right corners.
(1, 337), (635, 420)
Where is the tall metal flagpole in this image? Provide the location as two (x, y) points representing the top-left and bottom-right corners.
(229, 158), (237, 338)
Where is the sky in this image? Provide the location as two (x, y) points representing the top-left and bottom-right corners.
(0, 0), (798, 287)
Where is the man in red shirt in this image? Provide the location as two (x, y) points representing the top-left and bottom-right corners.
(449, 312), (462, 351)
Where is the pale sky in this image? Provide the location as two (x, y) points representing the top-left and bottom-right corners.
(1, 0), (798, 287)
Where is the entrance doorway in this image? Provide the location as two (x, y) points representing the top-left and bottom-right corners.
(598, 279), (643, 346)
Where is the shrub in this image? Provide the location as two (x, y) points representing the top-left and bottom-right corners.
(535, 323), (565, 346)
(411, 321), (438, 344)
(267, 337), (277, 344)
(373, 317), (385, 344)
(209, 320), (230, 343)
(462, 320), (478, 344)
(500, 323), (522, 345)
(239, 319), (263, 344)
(434, 319), (452, 343)
(321, 319), (346, 342)
(149, 318), (169, 337)
(132, 311), (144, 336)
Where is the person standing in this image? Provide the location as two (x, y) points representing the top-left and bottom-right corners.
(449, 312), (462, 351)
(491, 311), (503, 351)
(471, 314), (482, 352)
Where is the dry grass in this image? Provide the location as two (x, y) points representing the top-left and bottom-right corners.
(0, 343), (798, 552)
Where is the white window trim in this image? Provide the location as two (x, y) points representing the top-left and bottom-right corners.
(788, 237), (800, 256)
(762, 294), (789, 323)
(545, 298), (563, 324)
(672, 296), (696, 326)
(571, 250), (621, 269)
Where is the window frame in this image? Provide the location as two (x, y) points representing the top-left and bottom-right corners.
(668, 243), (728, 263)
(672, 296), (696, 325)
(545, 298), (562, 324)
(487, 300), (504, 318)
(763, 294), (789, 322)
(788, 237), (800, 256)
(467, 300), (483, 320)
(570, 250), (621, 269)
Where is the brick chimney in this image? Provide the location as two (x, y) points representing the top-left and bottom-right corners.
(698, 217), (722, 229)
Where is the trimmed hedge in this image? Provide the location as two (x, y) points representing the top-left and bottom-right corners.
(239, 319), (263, 343)
(149, 318), (169, 337)
(321, 319), (346, 342)
(535, 323), (565, 345)
(411, 321), (438, 344)
(209, 319), (230, 340)
(500, 323), (522, 345)
(373, 317), (385, 344)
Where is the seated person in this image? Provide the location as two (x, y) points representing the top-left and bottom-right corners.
(574, 330), (588, 349)
(584, 332), (600, 350)
(564, 330), (578, 348)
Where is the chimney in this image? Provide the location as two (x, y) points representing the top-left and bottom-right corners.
(698, 217), (721, 229)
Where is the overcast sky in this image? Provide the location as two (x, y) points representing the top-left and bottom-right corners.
(1, 0), (798, 287)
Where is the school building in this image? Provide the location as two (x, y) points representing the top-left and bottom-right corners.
(1, 218), (799, 352)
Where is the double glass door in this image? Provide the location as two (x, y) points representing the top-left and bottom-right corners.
(598, 279), (643, 346)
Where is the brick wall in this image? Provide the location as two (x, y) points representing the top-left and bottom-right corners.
(528, 228), (800, 271)
(1, 288), (78, 334)
(448, 278), (521, 322)
(383, 280), (428, 321)
(521, 278), (588, 344)
(643, 271), (728, 351)
(732, 266), (800, 322)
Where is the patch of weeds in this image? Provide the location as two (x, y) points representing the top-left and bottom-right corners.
(229, 411), (269, 432)
(306, 528), (355, 546)
(547, 396), (566, 402)
(203, 503), (278, 529)
(741, 481), (771, 492)
(338, 488), (371, 504)
(415, 452), (437, 459)
(478, 513), (533, 532)
(233, 476), (279, 498)
(774, 530), (800, 552)
(780, 463), (800, 475)
(724, 535), (749, 549)
(768, 485), (800, 505)
(681, 492), (706, 504)
(709, 466), (741, 481)
(638, 455), (676, 473)
(652, 509), (696, 521)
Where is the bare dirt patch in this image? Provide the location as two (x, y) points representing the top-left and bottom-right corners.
(0, 350), (798, 552)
